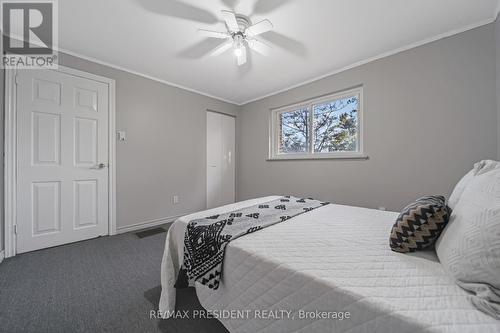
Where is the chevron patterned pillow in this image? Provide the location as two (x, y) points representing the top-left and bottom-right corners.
(390, 196), (450, 253)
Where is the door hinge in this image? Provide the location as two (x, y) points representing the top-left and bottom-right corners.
(14, 225), (18, 235)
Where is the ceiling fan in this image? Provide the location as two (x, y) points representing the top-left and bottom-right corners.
(198, 10), (273, 66)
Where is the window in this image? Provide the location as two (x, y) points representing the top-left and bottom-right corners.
(270, 87), (364, 160)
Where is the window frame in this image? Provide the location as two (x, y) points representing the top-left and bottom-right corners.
(269, 87), (365, 160)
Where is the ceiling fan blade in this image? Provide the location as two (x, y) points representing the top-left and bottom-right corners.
(245, 19), (273, 36)
(221, 10), (239, 32)
(253, 0), (289, 15)
(210, 40), (233, 56)
(260, 31), (307, 58)
(221, 0), (238, 9)
(137, 0), (218, 24)
(234, 1), (253, 16)
(248, 38), (271, 56)
(237, 45), (247, 66)
(198, 29), (229, 39)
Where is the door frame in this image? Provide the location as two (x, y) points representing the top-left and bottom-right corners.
(4, 65), (117, 258)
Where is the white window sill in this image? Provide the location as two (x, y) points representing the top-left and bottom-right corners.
(267, 154), (369, 161)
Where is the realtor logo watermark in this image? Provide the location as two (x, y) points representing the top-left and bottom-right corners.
(1, 0), (58, 68)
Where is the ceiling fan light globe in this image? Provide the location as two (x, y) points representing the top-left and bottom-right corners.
(234, 47), (243, 57)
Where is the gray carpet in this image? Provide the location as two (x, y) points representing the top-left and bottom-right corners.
(0, 226), (228, 333)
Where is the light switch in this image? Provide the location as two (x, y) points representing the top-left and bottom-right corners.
(117, 130), (126, 142)
(172, 195), (179, 204)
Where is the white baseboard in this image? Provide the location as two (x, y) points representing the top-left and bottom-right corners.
(116, 214), (186, 234)
(0, 250), (4, 264)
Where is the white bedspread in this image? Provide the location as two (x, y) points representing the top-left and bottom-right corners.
(159, 196), (500, 333)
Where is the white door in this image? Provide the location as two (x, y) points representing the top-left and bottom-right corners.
(207, 112), (223, 208)
(16, 68), (110, 253)
(221, 114), (235, 204)
(207, 111), (235, 209)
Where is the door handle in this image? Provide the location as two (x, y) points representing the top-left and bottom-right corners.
(90, 163), (108, 170)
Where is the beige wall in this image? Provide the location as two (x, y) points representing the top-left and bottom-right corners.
(237, 24), (498, 212)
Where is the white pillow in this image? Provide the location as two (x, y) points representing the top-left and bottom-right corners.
(447, 169), (474, 210)
(448, 160), (500, 210)
(436, 163), (500, 319)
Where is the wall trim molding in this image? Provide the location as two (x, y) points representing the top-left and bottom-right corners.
(116, 214), (187, 234)
(4, 68), (17, 258)
(0, 251), (4, 264)
(239, 17), (497, 105)
(58, 48), (241, 106)
(58, 16), (496, 106)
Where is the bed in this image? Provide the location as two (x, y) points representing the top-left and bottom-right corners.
(159, 196), (500, 333)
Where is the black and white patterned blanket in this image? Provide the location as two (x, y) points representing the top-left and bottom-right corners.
(174, 196), (329, 290)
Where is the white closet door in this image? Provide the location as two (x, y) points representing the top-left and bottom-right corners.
(207, 112), (223, 209)
(221, 115), (235, 205)
(206, 111), (235, 209)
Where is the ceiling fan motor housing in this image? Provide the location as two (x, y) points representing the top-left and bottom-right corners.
(234, 14), (251, 33)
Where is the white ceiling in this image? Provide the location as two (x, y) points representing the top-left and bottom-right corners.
(60, 0), (500, 105)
